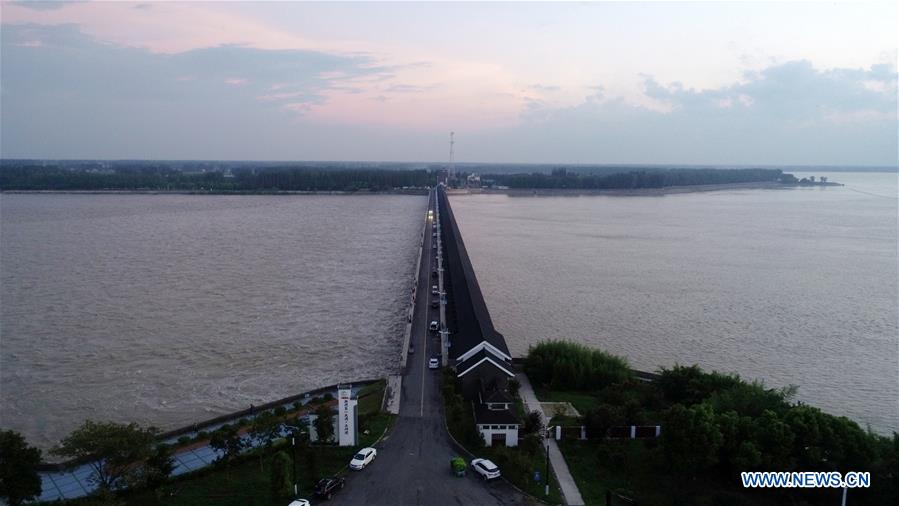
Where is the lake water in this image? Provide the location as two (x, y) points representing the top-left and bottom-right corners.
(450, 172), (898, 434)
(0, 194), (426, 450)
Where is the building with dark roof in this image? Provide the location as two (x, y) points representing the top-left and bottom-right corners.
(437, 185), (519, 447)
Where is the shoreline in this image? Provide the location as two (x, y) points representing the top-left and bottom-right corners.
(454, 181), (842, 197)
(0, 182), (846, 197)
(0, 189), (429, 196)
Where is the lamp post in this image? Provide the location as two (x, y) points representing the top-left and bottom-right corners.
(283, 424), (302, 498)
(544, 426), (551, 496)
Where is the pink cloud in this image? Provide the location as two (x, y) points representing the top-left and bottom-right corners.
(224, 78), (248, 86)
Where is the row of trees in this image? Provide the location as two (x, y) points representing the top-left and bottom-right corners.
(486, 167), (792, 189)
(0, 423), (174, 505)
(0, 164), (436, 191)
(526, 341), (899, 505)
(0, 403), (340, 505)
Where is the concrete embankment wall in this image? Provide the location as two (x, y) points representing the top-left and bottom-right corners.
(400, 191), (430, 369)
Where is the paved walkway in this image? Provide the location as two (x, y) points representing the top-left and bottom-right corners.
(517, 373), (586, 506)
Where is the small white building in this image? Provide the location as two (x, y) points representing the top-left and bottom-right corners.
(474, 381), (519, 447)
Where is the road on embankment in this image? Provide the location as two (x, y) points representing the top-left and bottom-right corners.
(331, 189), (528, 505)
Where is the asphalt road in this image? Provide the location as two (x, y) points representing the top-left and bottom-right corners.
(329, 190), (528, 506)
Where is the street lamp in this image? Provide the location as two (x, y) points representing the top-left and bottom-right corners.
(283, 424), (303, 498)
(543, 425), (551, 497)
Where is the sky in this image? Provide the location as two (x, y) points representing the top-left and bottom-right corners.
(1, 0), (897, 165)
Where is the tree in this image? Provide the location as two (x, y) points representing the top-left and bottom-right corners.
(0, 430), (42, 505)
(523, 411), (545, 436)
(313, 405), (335, 444)
(250, 411), (282, 449)
(143, 444), (175, 490)
(661, 403), (722, 478)
(250, 411), (282, 471)
(584, 404), (625, 439)
(269, 451), (292, 502)
(51, 421), (158, 490)
(209, 424), (247, 470)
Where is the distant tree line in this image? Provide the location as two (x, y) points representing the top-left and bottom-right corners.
(485, 167), (794, 189)
(0, 163), (436, 192)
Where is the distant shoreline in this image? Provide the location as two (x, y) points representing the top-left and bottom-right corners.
(0, 189), (429, 196)
(453, 181), (842, 197)
(1, 182), (844, 197)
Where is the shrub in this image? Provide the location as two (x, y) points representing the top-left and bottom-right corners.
(524, 340), (632, 390)
(584, 404), (625, 439)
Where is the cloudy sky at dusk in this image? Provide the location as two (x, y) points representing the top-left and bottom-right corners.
(1, 0), (896, 165)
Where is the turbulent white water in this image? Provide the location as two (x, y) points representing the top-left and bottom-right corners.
(451, 172), (898, 434)
(1, 194), (427, 449)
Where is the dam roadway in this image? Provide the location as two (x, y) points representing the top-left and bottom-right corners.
(330, 189), (527, 505)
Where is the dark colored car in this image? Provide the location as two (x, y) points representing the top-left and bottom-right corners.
(431, 299), (439, 308)
(314, 477), (345, 500)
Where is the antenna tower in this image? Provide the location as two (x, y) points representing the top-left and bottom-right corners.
(449, 131), (455, 178)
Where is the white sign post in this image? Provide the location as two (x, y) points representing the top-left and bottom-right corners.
(338, 385), (358, 446)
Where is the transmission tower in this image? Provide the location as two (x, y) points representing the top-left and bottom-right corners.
(449, 131), (455, 178)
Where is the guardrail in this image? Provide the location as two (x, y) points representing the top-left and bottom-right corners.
(400, 189), (431, 369)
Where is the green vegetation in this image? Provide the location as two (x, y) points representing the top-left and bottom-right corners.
(486, 167), (793, 190)
(51, 421), (163, 490)
(313, 404), (336, 444)
(451, 456), (467, 474)
(39, 381), (394, 505)
(525, 340), (632, 390)
(0, 430), (43, 505)
(440, 369), (564, 504)
(0, 163), (436, 192)
(526, 341), (899, 506)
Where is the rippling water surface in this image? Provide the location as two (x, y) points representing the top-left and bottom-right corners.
(451, 172), (898, 434)
(1, 194), (426, 449)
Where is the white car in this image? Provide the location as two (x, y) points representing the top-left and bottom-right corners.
(429, 357), (439, 369)
(288, 500), (311, 506)
(429, 321), (439, 331)
(349, 447), (377, 470)
(471, 458), (501, 481)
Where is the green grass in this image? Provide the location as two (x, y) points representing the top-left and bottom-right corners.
(356, 380), (386, 416)
(559, 438), (770, 506)
(480, 443), (564, 504)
